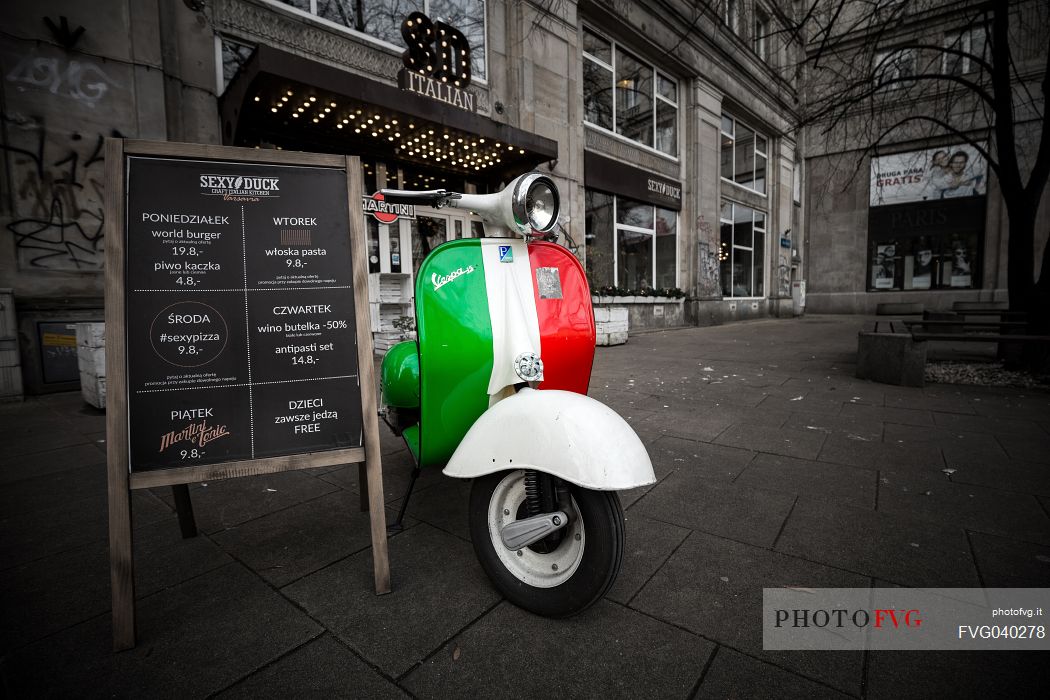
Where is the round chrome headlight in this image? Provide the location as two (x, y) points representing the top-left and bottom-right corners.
(525, 180), (557, 231)
(511, 173), (560, 233)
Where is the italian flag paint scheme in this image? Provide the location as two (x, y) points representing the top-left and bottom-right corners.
(413, 238), (595, 468)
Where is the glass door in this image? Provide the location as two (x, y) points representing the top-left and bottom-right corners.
(411, 214), (450, 279)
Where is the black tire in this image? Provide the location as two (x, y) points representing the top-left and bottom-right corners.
(469, 470), (625, 617)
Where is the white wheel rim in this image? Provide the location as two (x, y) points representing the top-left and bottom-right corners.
(487, 470), (585, 588)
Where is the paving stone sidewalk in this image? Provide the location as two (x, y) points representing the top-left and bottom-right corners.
(2, 315), (1048, 698)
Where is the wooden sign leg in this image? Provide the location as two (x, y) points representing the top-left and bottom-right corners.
(358, 463), (369, 513)
(363, 450), (391, 594)
(108, 467), (137, 650)
(171, 484), (198, 538)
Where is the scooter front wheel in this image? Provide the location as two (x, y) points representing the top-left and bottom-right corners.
(469, 470), (624, 617)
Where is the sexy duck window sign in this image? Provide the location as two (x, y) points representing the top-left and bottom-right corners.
(398, 12), (478, 112)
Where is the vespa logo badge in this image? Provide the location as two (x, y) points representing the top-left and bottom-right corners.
(498, 245), (513, 263)
(513, 352), (544, 382)
(432, 265), (475, 291)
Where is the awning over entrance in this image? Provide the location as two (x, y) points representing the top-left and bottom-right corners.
(220, 46), (558, 185)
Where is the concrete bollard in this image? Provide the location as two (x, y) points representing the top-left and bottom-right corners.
(856, 332), (926, 387)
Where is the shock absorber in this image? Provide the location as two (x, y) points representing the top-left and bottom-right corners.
(524, 469), (542, 517)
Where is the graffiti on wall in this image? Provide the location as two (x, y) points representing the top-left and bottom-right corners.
(2, 113), (121, 270)
(6, 54), (119, 109)
(1, 37), (136, 272)
(696, 215), (720, 298)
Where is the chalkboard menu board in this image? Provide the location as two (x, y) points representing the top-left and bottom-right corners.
(105, 141), (390, 651)
(123, 157), (364, 471)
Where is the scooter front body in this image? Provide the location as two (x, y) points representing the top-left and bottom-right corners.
(389, 237), (597, 469)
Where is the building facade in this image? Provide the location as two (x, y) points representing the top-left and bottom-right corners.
(1, 0), (807, 396)
(800, 0), (1050, 314)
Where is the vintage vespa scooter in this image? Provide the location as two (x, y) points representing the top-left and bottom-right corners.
(378, 173), (654, 617)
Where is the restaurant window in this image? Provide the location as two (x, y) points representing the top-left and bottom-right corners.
(583, 27), (678, 157)
(868, 233), (979, 291)
(721, 114), (767, 194)
(585, 191), (678, 290)
(719, 201), (766, 298)
(273, 0), (488, 81)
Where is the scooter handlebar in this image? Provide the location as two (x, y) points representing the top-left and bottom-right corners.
(378, 188), (460, 207)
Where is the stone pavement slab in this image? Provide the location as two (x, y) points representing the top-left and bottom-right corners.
(733, 452), (877, 509)
(1, 515), (230, 654)
(160, 469), (340, 534)
(877, 468), (1050, 545)
(968, 531), (1050, 587)
(632, 471), (797, 549)
(630, 530), (868, 695)
(210, 489), (397, 587)
(3, 563), (321, 698)
(282, 524), (500, 678)
(695, 647), (852, 700)
(713, 423), (826, 460)
(215, 634), (408, 699)
(774, 499), (980, 588)
(606, 514), (690, 605)
(400, 600), (714, 700)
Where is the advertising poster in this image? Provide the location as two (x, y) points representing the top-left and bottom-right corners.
(873, 244), (896, 289)
(870, 144), (987, 206)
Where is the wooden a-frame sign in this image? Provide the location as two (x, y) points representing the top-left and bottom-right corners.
(104, 139), (391, 650)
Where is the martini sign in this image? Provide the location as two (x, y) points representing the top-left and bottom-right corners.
(362, 192), (415, 223)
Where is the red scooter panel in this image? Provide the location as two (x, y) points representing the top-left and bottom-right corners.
(527, 241), (596, 395)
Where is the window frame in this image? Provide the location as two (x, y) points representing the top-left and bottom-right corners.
(942, 25), (987, 75)
(753, 6), (771, 62)
(719, 200), (767, 299)
(721, 113), (769, 195)
(874, 47), (917, 84)
(585, 190), (679, 291)
(582, 25), (679, 160)
(261, 0), (490, 85)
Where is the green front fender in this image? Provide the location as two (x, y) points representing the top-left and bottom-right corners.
(380, 340), (420, 409)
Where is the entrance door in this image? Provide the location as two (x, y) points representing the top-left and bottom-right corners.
(411, 214), (450, 277)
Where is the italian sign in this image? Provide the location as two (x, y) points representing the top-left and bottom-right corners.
(124, 157), (363, 471)
(870, 144), (987, 207)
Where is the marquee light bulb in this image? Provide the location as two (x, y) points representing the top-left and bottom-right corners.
(309, 96), (316, 102)
(271, 107), (277, 112)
